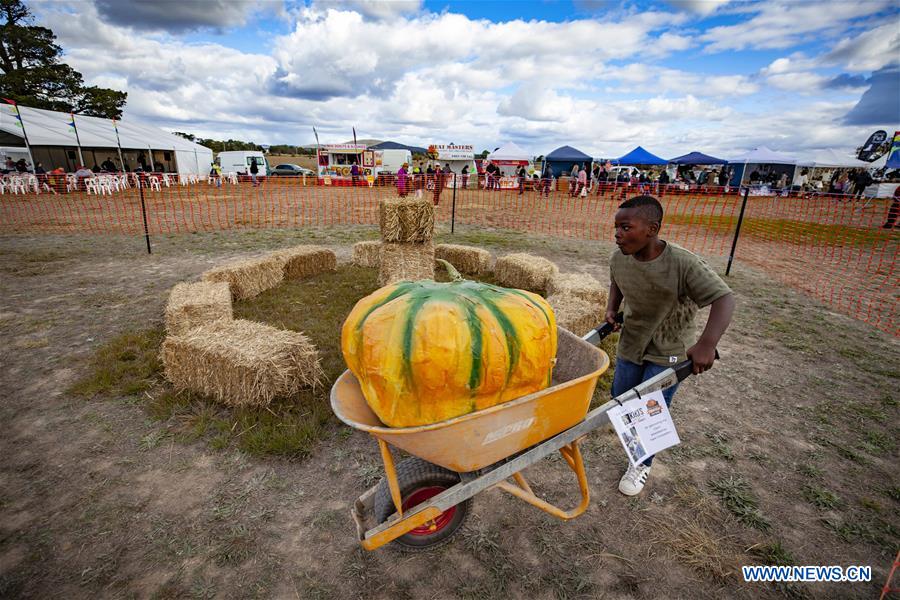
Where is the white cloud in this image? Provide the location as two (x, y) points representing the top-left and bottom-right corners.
(311, 0), (423, 20)
(822, 22), (900, 72)
(700, 0), (893, 52)
(25, 0), (894, 160)
(665, 0), (733, 16)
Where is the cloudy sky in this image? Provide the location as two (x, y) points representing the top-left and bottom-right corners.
(31, 0), (900, 158)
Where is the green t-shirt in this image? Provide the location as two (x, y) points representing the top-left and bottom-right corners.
(610, 242), (732, 366)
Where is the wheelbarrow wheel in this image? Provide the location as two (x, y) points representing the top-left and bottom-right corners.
(373, 457), (470, 551)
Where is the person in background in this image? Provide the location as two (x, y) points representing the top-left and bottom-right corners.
(541, 162), (552, 198)
(3, 157), (14, 172)
(209, 162), (222, 188)
(350, 160), (360, 187)
(517, 164), (527, 195)
(34, 162), (46, 174)
(461, 163), (469, 189)
(433, 164), (444, 206)
(74, 165), (93, 190)
(101, 157), (117, 172)
(249, 158), (260, 187)
(576, 163), (587, 196)
(396, 162), (409, 197)
(882, 185), (900, 229)
(15, 158), (29, 173)
(569, 163), (580, 197)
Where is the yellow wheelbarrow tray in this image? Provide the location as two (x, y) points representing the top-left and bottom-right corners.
(331, 325), (692, 551)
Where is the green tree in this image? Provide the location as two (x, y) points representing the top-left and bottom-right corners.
(0, 0), (126, 118)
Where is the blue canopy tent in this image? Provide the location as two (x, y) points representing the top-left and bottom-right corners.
(544, 145), (593, 177)
(668, 151), (727, 165)
(613, 146), (667, 165)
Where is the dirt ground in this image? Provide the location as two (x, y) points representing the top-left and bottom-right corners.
(0, 227), (897, 600)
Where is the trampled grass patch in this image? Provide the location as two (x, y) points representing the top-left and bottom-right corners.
(708, 474), (771, 531)
(69, 328), (165, 398)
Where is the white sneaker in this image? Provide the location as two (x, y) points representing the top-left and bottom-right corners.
(618, 462), (651, 496)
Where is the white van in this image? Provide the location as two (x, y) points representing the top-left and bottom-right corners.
(375, 149), (412, 175)
(217, 151), (269, 175)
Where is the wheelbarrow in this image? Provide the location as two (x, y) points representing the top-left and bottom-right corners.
(330, 320), (698, 551)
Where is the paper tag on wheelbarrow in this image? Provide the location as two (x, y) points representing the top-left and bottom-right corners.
(608, 390), (680, 467)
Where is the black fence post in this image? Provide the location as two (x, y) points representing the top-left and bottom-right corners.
(451, 172), (457, 234)
(138, 177), (152, 254)
(726, 186), (749, 276)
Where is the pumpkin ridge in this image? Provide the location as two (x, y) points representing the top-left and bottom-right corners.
(506, 288), (553, 327)
(355, 281), (418, 333)
(401, 294), (431, 397)
(455, 286), (520, 381)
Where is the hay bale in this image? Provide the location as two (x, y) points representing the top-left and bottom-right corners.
(201, 255), (285, 300)
(378, 241), (435, 286)
(162, 319), (324, 407)
(547, 294), (601, 336)
(547, 273), (608, 305)
(379, 197), (434, 243)
(353, 240), (381, 268)
(275, 245), (336, 280)
(494, 253), (559, 294)
(435, 243), (491, 276)
(165, 281), (233, 337)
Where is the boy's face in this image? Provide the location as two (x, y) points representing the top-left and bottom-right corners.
(614, 207), (659, 255)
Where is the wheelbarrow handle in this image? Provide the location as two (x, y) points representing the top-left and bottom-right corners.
(672, 349), (720, 382)
(581, 312), (623, 345)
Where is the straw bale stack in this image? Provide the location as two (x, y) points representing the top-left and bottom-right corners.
(275, 245), (337, 280)
(201, 255), (285, 300)
(378, 241), (435, 286)
(165, 281), (233, 337)
(494, 253), (559, 295)
(547, 294), (600, 336)
(353, 240), (382, 268)
(379, 197), (434, 243)
(435, 243), (491, 276)
(547, 273), (608, 306)
(162, 319), (324, 407)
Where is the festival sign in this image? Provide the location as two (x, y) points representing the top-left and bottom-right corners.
(432, 144), (475, 161)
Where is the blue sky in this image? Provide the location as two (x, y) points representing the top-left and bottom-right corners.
(32, 0), (900, 158)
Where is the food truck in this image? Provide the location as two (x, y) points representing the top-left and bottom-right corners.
(317, 144), (411, 184)
(426, 144), (477, 188)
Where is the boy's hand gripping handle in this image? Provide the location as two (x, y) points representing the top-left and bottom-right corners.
(581, 312), (624, 345)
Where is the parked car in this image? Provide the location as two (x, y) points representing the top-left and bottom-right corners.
(270, 163), (314, 176)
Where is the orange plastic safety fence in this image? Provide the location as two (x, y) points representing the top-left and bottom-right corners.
(0, 174), (896, 335)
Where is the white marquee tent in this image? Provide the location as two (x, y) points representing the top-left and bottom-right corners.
(0, 104), (212, 175)
(799, 148), (887, 169)
(488, 141), (531, 163)
(728, 146), (798, 165)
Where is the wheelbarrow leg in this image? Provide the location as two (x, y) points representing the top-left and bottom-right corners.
(493, 438), (590, 521)
(377, 438), (404, 516)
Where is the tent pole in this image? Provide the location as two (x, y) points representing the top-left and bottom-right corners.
(147, 144), (156, 171)
(112, 118), (126, 172)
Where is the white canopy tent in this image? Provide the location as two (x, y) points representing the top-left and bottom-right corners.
(487, 142), (532, 177)
(728, 146), (798, 187)
(488, 141), (531, 163)
(799, 148), (887, 169)
(0, 104), (212, 175)
(729, 146), (798, 165)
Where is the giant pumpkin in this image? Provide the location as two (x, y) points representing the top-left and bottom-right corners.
(341, 261), (557, 427)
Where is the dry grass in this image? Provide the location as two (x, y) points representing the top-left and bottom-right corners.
(435, 243), (492, 276)
(352, 240), (381, 268)
(161, 319), (324, 407)
(201, 255), (285, 300)
(378, 241), (435, 286)
(274, 245), (336, 280)
(547, 272), (607, 305)
(379, 196), (434, 243)
(647, 512), (745, 582)
(547, 294), (601, 336)
(164, 281), (233, 337)
(494, 252), (558, 294)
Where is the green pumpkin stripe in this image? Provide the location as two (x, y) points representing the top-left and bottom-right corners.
(356, 279), (546, 396)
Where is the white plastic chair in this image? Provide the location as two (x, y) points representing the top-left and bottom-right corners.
(148, 176), (161, 191)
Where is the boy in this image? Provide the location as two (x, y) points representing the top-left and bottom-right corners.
(605, 195), (735, 496)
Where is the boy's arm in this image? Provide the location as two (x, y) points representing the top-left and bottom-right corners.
(605, 280), (623, 330)
(686, 292), (735, 374)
